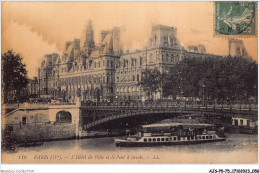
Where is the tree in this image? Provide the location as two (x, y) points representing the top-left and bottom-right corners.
(2, 50), (29, 103)
(161, 55), (257, 102)
(162, 66), (182, 98)
(138, 68), (162, 100)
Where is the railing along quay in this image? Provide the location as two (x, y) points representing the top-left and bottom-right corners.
(82, 101), (258, 130)
(81, 100), (257, 112)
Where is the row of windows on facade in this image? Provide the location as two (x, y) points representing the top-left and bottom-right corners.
(57, 75), (114, 86)
(28, 84), (38, 90)
(115, 85), (141, 93)
(50, 70), (141, 87)
(150, 35), (178, 47)
(143, 135), (214, 142)
(53, 72), (140, 87)
(29, 88), (38, 94)
(56, 85), (140, 95)
(116, 67), (142, 77)
(65, 88), (113, 95)
(116, 74), (140, 82)
(60, 59), (115, 73)
(52, 83), (141, 94)
(45, 87), (111, 96)
(58, 52), (179, 73)
(118, 53), (179, 68)
(86, 59), (115, 69)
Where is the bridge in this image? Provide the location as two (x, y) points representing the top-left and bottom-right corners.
(3, 99), (258, 131)
(80, 100), (258, 130)
(2, 99), (258, 141)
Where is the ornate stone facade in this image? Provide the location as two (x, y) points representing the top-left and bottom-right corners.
(38, 21), (245, 102)
(38, 20), (122, 101)
(114, 25), (183, 101)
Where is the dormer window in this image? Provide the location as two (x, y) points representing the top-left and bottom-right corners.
(170, 38), (173, 46)
(163, 36), (167, 43)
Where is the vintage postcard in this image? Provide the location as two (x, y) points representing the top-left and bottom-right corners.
(1, 1), (258, 167)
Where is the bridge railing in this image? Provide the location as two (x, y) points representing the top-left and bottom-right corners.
(81, 100), (257, 112)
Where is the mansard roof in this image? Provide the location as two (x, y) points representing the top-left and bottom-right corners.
(101, 33), (113, 54)
(41, 60), (46, 68)
(66, 44), (74, 58)
(55, 57), (61, 64)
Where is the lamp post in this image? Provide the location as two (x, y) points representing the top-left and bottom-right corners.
(202, 84), (205, 106)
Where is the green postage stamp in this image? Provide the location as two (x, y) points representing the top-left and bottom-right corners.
(215, 1), (257, 36)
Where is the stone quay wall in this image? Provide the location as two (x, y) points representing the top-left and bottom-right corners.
(8, 123), (76, 143)
(2, 102), (81, 144)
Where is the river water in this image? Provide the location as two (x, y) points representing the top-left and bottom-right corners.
(2, 133), (258, 164)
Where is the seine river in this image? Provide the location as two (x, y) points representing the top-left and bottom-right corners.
(2, 133), (258, 164)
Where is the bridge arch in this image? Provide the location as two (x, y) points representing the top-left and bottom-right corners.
(81, 101), (257, 131)
(56, 110), (72, 123)
(84, 110), (191, 130)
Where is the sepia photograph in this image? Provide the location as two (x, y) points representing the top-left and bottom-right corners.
(1, 0), (258, 169)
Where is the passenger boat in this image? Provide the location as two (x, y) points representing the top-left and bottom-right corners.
(115, 123), (226, 147)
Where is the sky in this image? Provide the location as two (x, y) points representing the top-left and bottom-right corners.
(2, 1), (258, 78)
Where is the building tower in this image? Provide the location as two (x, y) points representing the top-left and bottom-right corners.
(228, 39), (249, 58)
(82, 20), (95, 56)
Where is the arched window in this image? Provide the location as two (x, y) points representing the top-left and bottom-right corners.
(129, 86), (132, 93)
(162, 54), (164, 62)
(56, 111), (72, 123)
(137, 74), (140, 82)
(150, 54), (154, 63)
(140, 57), (143, 65)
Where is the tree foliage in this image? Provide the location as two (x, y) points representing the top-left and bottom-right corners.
(162, 56), (257, 101)
(2, 50), (29, 102)
(138, 68), (163, 99)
